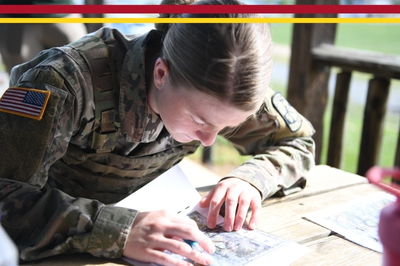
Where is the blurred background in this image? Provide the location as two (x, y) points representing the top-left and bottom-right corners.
(0, 0), (399, 176)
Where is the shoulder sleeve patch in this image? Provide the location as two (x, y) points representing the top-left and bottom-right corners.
(0, 87), (51, 121)
(272, 92), (302, 132)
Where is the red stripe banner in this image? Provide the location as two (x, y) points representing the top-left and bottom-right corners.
(0, 5), (399, 14)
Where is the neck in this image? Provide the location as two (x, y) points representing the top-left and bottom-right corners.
(147, 81), (159, 114)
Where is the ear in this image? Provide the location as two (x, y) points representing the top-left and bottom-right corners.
(153, 57), (170, 90)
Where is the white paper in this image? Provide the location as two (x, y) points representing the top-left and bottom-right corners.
(115, 165), (201, 215)
(303, 191), (396, 252)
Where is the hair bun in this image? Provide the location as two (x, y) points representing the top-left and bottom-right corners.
(155, 0), (197, 33)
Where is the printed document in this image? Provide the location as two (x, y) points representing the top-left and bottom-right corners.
(304, 191), (395, 252)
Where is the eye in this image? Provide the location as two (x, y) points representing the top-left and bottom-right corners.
(192, 119), (204, 128)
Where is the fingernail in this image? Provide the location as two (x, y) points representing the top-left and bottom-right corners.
(205, 255), (213, 265)
(210, 245), (215, 254)
(250, 222), (256, 229)
(225, 225), (232, 232)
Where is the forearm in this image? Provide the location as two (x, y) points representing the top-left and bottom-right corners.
(0, 179), (138, 261)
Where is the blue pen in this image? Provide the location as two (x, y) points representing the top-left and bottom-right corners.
(183, 239), (198, 248)
(183, 239), (206, 253)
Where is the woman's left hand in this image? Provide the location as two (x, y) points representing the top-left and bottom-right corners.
(199, 178), (262, 232)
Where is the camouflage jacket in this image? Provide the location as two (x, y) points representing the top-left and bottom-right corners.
(0, 27), (315, 262)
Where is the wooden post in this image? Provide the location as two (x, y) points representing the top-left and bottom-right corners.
(393, 121), (400, 184)
(286, 0), (339, 164)
(327, 71), (352, 169)
(84, 0), (104, 33)
(357, 77), (390, 176)
(202, 146), (213, 165)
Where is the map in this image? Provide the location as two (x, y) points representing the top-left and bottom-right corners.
(304, 191), (395, 252)
(180, 211), (289, 266)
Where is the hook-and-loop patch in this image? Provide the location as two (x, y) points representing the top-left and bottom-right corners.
(272, 92), (302, 132)
(0, 87), (51, 120)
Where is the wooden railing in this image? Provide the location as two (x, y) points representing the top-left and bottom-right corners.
(311, 44), (400, 176)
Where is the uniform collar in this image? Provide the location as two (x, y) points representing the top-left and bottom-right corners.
(119, 30), (164, 143)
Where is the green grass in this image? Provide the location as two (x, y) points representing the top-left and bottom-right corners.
(0, 61), (5, 72)
(335, 24), (400, 55)
(270, 23), (400, 56)
(270, 23), (293, 47)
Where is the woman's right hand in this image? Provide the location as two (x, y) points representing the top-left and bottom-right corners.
(122, 210), (215, 266)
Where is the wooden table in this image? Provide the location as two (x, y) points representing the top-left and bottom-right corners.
(24, 159), (383, 266)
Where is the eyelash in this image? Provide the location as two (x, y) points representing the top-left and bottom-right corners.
(192, 119), (204, 127)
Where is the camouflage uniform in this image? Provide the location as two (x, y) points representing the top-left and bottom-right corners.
(0, 27), (315, 261)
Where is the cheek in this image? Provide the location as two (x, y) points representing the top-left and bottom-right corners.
(170, 119), (195, 133)
(161, 111), (191, 133)
(162, 107), (189, 130)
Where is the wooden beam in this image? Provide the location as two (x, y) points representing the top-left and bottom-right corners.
(327, 71), (352, 169)
(357, 77), (390, 176)
(287, 0), (339, 164)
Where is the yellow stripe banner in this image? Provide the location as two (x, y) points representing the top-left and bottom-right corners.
(1, 17), (400, 23)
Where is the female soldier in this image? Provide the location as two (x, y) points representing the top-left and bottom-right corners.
(0, 0), (315, 265)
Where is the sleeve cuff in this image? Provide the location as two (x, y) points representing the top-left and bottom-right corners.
(87, 205), (138, 258)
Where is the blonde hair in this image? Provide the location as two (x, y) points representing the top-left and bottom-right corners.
(156, 0), (273, 112)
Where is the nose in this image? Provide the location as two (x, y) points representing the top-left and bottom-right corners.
(195, 130), (218, 147)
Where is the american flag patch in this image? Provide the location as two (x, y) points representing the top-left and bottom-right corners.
(0, 87), (51, 120)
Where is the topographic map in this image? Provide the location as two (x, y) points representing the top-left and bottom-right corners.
(165, 211), (291, 266)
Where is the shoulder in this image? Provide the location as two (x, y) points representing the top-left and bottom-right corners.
(262, 88), (315, 140)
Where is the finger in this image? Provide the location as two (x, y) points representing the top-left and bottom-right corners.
(206, 183), (228, 229)
(223, 189), (240, 232)
(185, 242), (214, 266)
(199, 187), (215, 208)
(162, 239), (213, 266)
(146, 248), (193, 266)
(164, 223), (215, 254)
(233, 192), (252, 231)
(248, 197), (262, 230)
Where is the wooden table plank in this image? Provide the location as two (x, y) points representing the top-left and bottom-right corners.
(191, 164), (369, 202)
(263, 164), (369, 206)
